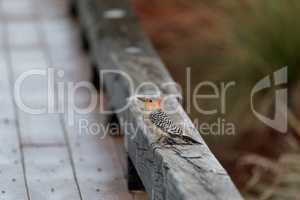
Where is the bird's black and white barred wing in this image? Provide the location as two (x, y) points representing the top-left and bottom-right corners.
(149, 109), (201, 144)
(150, 109), (183, 136)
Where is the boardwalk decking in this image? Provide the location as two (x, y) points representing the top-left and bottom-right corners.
(0, 0), (147, 199)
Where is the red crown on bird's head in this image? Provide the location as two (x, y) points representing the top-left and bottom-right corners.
(137, 96), (161, 110)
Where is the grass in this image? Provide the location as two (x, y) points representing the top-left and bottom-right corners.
(240, 135), (300, 200)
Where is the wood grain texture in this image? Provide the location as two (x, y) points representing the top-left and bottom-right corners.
(75, 0), (244, 199)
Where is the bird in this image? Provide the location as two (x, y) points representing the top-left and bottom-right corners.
(137, 96), (202, 145)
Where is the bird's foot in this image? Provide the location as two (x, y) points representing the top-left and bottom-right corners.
(162, 137), (177, 146)
(150, 136), (177, 151)
(150, 136), (164, 151)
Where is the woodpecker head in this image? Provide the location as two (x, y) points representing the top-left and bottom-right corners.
(137, 96), (161, 111)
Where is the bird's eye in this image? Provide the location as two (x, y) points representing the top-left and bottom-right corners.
(149, 99), (153, 102)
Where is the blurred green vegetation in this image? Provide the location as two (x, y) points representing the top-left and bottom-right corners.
(132, 0), (300, 199)
(229, 0), (300, 89)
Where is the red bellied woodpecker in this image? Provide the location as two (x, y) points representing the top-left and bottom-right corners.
(137, 96), (201, 145)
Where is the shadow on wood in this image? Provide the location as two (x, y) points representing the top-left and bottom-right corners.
(69, 0), (79, 18)
(127, 156), (145, 191)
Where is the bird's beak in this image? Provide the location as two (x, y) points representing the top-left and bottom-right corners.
(137, 97), (145, 102)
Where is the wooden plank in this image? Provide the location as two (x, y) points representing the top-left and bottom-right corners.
(0, 52), (28, 200)
(23, 147), (81, 200)
(63, 112), (134, 200)
(9, 49), (65, 144)
(1, 5), (83, 199)
(0, 0), (34, 19)
(0, 52), (10, 86)
(76, 0), (244, 199)
(0, 53), (15, 120)
(0, 122), (28, 200)
(10, 49), (47, 74)
(7, 22), (40, 48)
(37, 0), (70, 19)
(44, 3), (147, 198)
(48, 29), (136, 199)
(18, 113), (66, 146)
(9, 84), (82, 200)
(9, 49), (50, 109)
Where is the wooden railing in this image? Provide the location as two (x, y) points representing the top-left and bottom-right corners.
(71, 0), (244, 199)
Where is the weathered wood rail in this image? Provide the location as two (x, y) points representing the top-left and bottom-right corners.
(72, 0), (244, 199)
